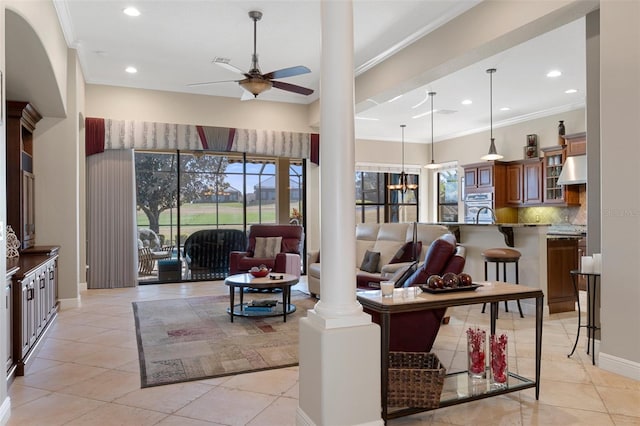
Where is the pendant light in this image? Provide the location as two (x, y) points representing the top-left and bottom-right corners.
(424, 91), (440, 169)
(388, 124), (418, 192)
(481, 68), (503, 160)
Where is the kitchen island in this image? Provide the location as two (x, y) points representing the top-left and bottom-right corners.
(436, 223), (550, 315)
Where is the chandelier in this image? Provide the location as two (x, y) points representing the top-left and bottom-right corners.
(388, 124), (418, 192)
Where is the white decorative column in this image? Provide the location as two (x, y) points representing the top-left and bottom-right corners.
(297, 1), (383, 425)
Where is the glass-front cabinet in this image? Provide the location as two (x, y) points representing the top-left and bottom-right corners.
(541, 146), (579, 205)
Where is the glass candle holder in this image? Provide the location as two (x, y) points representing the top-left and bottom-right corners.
(490, 333), (509, 388)
(466, 327), (486, 379)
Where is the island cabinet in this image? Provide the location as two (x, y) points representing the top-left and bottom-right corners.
(506, 159), (543, 206)
(11, 247), (59, 376)
(541, 146), (580, 206)
(547, 238), (578, 313)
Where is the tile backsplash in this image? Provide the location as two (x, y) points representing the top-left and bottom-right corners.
(518, 186), (587, 225)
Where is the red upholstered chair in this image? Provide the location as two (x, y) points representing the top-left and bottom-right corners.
(365, 233), (466, 353)
(229, 224), (304, 275)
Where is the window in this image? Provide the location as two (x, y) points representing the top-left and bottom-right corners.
(135, 150), (305, 283)
(437, 168), (458, 222)
(355, 171), (418, 223)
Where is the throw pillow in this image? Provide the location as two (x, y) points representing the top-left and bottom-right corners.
(253, 236), (283, 258)
(372, 240), (404, 272)
(360, 250), (381, 273)
(389, 241), (423, 264)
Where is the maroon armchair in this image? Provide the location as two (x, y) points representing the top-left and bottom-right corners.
(229, 224), (304, 275)
(365, 233), (466, 352)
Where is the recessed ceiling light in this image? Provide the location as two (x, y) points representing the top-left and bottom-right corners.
(123, 7), (141, 17)
(547, 70), (562, 78)
(461, 99), (472, 105)
(355, 116), (379, 121)
(125, 66), (138, 74)
(565, 89), (578, 94)
(500, 107), (511, 111)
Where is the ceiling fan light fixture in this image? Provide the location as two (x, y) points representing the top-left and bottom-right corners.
(481, 68), (503, 161)
(239, 78), (273, 97)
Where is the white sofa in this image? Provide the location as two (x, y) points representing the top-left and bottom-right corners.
(307, 222), (451, 297)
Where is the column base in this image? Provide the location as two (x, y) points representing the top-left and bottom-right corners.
(297, 316), (383, 426)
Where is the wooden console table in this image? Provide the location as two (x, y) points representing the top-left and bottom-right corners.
(357, 282), (544, 421)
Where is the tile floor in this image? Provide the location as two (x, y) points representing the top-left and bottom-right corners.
(7, 278), (640, 425)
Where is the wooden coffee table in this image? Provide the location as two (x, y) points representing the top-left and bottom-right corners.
(225, 273), (299, 322)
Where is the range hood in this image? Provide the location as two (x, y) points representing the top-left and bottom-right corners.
(557, 155), (587, 185)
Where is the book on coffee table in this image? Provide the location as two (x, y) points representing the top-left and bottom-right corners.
(249, 299), (278, 307)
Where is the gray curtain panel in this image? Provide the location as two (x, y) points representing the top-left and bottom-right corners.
(87, 149), (138, 288)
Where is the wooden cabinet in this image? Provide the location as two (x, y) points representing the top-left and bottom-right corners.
(6, 102), (42, 249)
(523, 161), (543, 204)
(577, 238), (587, 291)
(506, 159), (542, 206)
(463, 162), (508, 208)
(5, 263), (18, 378)
(564, 132), (586, 156)
(547, 238), (578, 313)
(11, 248), (59, 376)
(464, 163), (496, 192)
(506, 163), (523, 205)
(541, 146), (579, 206)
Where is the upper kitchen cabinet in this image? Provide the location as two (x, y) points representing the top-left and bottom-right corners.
(563, 132), (587, 156)
(541, 146), (580, 206)
(463, 161), (508, 208)
(506, 159), (543, 206)
(6, 101), (42, 249)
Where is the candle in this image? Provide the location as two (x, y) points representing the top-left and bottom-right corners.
(581, 256), (594, 273)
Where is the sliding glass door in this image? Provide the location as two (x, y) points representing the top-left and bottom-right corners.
(134, 150), (304, 283)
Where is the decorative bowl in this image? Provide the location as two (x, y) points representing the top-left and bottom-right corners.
(250, 269), (270, 278)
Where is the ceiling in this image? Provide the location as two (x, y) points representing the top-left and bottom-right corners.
(53, 0), (586, 144)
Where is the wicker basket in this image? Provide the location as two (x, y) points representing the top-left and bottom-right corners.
(387, 352), (446, 408)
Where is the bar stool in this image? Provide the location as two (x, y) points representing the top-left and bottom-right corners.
(481, 248), (524, 318)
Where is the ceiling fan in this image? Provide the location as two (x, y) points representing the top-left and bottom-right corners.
(188, 10), (314, 100)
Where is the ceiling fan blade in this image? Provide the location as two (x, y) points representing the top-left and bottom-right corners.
(187, 79), (239, 87)
(271, 80), (314, 96)
(263, 66), (311, 80)
(213, 59), (246, 76)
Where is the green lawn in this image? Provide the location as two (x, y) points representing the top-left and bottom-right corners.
(137, 201), (300, 244)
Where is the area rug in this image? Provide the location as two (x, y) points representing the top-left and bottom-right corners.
(132, 291), (317, 387)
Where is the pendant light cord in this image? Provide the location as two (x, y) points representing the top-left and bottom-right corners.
(488, 68), (496, 140)
(430, 92), (435, 162)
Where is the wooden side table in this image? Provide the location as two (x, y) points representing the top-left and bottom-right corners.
(567, 270), (600, 365)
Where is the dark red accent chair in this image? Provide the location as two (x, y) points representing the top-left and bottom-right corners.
(365, 233), (466, 352)
(229, 224), (304, 275)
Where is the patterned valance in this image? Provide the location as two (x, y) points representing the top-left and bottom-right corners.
(85, 118), (319, 164)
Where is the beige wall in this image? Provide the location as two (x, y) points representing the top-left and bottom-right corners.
(85, 85), (313, 133)
(599, 0), (640, 370)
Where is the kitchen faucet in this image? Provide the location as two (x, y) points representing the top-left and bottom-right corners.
(476, 206), (497, 224)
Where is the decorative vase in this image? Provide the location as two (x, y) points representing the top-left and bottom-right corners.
(558, 120), (566, 145)
(466, 327), (486, 379)
(490, 333), (509, 388)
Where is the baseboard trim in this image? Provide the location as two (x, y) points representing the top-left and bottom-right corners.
(59, 296), (81, 310)
(79, 281), (88, 292)
(295, 407), (383, 426)
(0, 396), (11, 425)
(598, 351), (640, 381)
